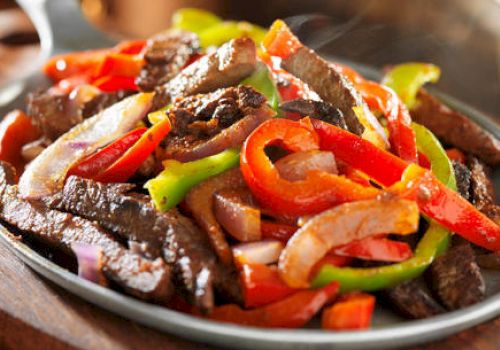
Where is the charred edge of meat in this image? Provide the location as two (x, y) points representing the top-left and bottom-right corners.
(384, 279), (445, 319)
(429, 243), (485, 310)
(160, 86), (269, 161)
(452, 161), (471, 200)
(279, 99), (348, 131)
(136, 29), (200, 92)
(0, 162), (172, 301)
(152, 37), (257, 110)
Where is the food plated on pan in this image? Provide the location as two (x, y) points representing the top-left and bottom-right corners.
(0, 8), (499, 331)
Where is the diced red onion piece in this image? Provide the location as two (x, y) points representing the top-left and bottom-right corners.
(214, 188), (261, 242)
(275, 150), (337, 182)
(19, 93), (153, 198)
(232, 240), (284, 266)
(71, 243), (105, 285)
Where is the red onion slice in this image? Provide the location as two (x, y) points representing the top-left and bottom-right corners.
(232, 240), (284, 266)
(71, 243), (106, 285)
(214, 187), (261, 242)
(19, 93), (153, 198)
(275, 150), (337, 182)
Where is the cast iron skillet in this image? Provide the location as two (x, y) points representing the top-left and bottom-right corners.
(0, 0), (499, 349)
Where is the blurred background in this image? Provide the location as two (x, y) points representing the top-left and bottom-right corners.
(1, 0), (499, 117)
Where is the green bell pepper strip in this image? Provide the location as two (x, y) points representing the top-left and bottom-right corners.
(311, 124), (456, 292)
(241, 63), (280, 111)
(381, 63), (441, 109)
(171, 8), (267, 48)
(145, 148), (240, 211)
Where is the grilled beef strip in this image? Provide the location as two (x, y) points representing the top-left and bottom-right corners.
(47, 175), (242, 312)
(159, 86), (274, 162)
(411, 90), (500, 165)
(0, 162), (171, 301)
(467, 156), (500, 225)
(429, 241), (485, 310)
(27, 89), (135, 141)
(153, 37), (256, 110)
(279, 99), (348, 130)
(136, 29), (200, 91)
(384, 279), (445, 319)
(279, 47), (364, 135)
(452, 161), (471, 201)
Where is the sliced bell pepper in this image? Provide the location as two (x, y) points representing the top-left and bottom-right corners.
(310, 254), (353, 278)
(146, 148), (240, 211)
(240, 63), (280, 111)
(209, 281), (339, 328)
(171, 8), (222, 34)
(241, 264), (296, 308)
(92, 75), (138, 92)
(68, 127), (147, 179)
(240, 118), (380, 216)
(94, 53), (144, 79)
(43, 48), (110, 82)
(114, 40), (146, 55)
(94, 117), (171, 183)
(321, 293), (375, 330)
(49, 74), (92, 95)
(446, 148), (466, 164)
(260, 221), (297, 242)
(0, 110), (40, 177)
(382, 63), (441, 109)
(333, 237), (413, 263)
(199, 21), (267, 48)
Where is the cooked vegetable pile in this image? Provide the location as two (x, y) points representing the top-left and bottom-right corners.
(0, 8), (499, 330)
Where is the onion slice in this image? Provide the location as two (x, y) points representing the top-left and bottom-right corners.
(275, 150), (337, 182)
(19, 93), (153, 198)
(278, 198), (419, 288)
(214, 187), (261, 242)
(233, 240), (284, 266)
(71, 243), (106, 285)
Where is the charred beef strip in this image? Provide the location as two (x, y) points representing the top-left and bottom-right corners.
(429, 242), (485, 310)
(411, 90), (500, 165)
(0, 162), (171, 301)
(279, 99), (347, 130)
(153, 37), (256, 109)
(384, 279), (445, 319)
(48, 176), (241, 312)
(136, 29), (200, 91)
(27, 89), (135, 141)
(452, 161), (471, 200)
(159, 86), (274, 162)
(476, 251), (500, 270)
(467, 156), (500, 225)
(279, 47), (364, 135)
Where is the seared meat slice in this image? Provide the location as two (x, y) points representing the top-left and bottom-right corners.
(48, 176), (241, 312)
(279, 99), (347, 130)
(153, 37), (256, 109)
(160, 86), (274, 162)
(476, 251), (500, 270)
(27, 91), (81, 141)
(27, 89), (135, 141)
(136, 29), (199, 91)
(429, 243), (485, 310)
(81, 89), (136, 118)
(384, 279), (445, 319)
(0, 162), (171, 301)
(467, 156), (500, 225)
(279, 47), (364, 135)
(411, 90), (500, 165)
(452, 161), (471, 200)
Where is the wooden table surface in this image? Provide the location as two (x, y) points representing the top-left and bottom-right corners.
(0, 239), (498, 350)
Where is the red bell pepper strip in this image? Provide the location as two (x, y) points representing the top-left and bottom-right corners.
(356, 81), (418, 163)
(94, 117), (171, 183)
(240, 118), (380, 216)
(209, 281), (339, 328)
(49, 74), (92, 95)
(0, 110), (40, 177)
(261, 221), (297, 242)
(418, 151), (431, 169)
(310, 254), (353, 279)
(240, 264), (296, 308)
(311, 118), (500, 251)
(321, 293), (375, 330)
(114, 40), (146, 55)
(94, 53), (144, 79)
(92, 75), (138, 92)
(446, 148), (466, 164)
(68, 127), (147, 179)
(333, 237), (413, 262)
